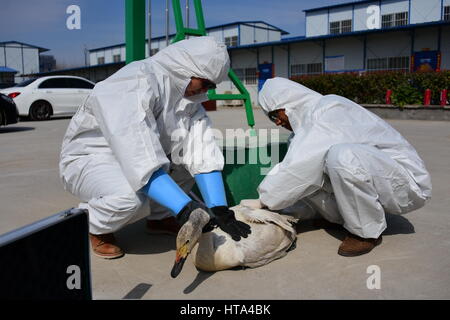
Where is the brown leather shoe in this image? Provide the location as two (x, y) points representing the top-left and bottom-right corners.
(146, 217), (181, 236)
(89, 233), (124, 259)
(338, 233), (382, 257)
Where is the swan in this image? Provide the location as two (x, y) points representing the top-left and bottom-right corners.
(170, 204), (298, 278)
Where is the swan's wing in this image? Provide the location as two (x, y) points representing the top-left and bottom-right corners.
(231, 205), (298, 234)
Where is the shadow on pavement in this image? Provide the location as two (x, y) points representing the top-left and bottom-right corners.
(116, 219), (176, 255)
(183, 271), (216, 294)
(122, 283), (153, 299)
(383, 213), (415, 235)
(19, 116), (72, 122)
(0, 126), (34, 133)
(294, 213), (415, 243)
(323, 213), (415, 241)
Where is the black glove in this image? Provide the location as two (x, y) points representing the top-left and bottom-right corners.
(210, 206), (251, 241)
(176, 201), (207, 225)
(176, 201), (214, 233)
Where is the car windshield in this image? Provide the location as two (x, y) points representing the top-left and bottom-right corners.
(14, 79), (37, 87)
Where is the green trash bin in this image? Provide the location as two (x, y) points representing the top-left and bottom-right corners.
(192, 134), (290, 206)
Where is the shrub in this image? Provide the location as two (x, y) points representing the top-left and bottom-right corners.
(290, 71), (450, 106)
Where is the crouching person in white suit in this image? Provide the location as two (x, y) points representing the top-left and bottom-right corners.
(244, 77), (431, 257)
(59, 37), (250, 259)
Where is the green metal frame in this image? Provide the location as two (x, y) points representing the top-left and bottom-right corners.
(124, 0), (255, 128)
(171, 0), (255, 129)
(125, 0), (146, 64)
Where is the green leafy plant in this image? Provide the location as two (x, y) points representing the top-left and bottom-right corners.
(390, 83), (422, 107)
(290, 71), (450, 106)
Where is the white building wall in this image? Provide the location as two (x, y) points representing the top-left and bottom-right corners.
(230, 49), (257, 69)
(441, 26), (450, 70)
(329, 6), (352, 22)
(239, 25), (254, 45)
(255, 28), (268, 43)
(258, 46), (273, 64)
(410, 0), (441, 23)
(380, 0), (409, 16)
(414, 27), (439, 51)
(23, 48), (39, 75)
(366, 31), (411, 59)
(325, 37), (365, 71)
(290, 41), (323, 65)
(306, 10), (328, 37)
(354, 1), (379, 31)
(103, 49), (112, 64)
(274, 46), (289, 78)
(5, 47), (22, 75)
(207, 29), (223, 43)
(223, 26), (238, 39)
(269, 30), (281, 42)
(0, 48), (4, 66)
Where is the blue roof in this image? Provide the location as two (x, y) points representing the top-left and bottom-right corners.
(304, 0), (377, 13)
(89, 20), (289, 52)
(0, 41), (49, 52)
(228, 20), (450, 50)
(0, 66), (18, 73)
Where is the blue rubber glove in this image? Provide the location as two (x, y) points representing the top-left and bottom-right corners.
(194, 171), (228, 208)
(195, 171), (251, 241)
(142, 168), (191, 215)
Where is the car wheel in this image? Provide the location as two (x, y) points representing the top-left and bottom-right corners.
(0, 110), (5, 126)
(29, 101), (52, 121)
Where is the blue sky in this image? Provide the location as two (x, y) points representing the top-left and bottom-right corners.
(0, 0), (350, 68)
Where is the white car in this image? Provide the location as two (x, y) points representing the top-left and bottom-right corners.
(0, 76), (95, 121)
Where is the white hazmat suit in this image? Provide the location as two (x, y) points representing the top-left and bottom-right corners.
(258, 77), (432, 239)
(59, 37), (229, 234)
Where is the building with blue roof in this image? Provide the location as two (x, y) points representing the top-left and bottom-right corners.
(25, 0), (450, 106)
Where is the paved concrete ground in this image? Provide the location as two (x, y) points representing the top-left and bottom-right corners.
(1, 108), (449, 299)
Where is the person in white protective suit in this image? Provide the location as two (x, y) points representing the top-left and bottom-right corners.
(59, 36), (250, 259)
(243, 77), (431, 257)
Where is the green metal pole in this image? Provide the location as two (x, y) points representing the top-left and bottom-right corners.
(172, 0), (186, 42)
(193, 0), (206, 32)
(170, 0), (256, 131)
(125, 0), (146, 64)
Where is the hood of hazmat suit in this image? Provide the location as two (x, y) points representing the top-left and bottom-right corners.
(60, 36), (229, 192)
(257, 77), (432, 210)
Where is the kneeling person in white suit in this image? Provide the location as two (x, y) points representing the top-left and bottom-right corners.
(59, 37), (250, 259)
(247, 77), (431, 257)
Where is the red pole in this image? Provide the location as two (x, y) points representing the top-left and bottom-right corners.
(440, 89), (448, 107)
(423, 89), (431, 106)
(385, 89), (392, 105)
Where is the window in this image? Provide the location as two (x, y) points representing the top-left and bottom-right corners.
(381, 14), (393, 28)
(395, 12), (408, 26)
(388, 56), (409, 71)
(234, 68), (244, 81)
(291, 63), (323, 76)
(66, 78), (94, 89)
(367, 56), (409, 72)
(97, 57), (105, 65)
(444, 6), (450, 21)
(341, 19), (352, 33)
(382, 12), (408, 28)
(244, 68), (257, 85)
(39, 78), (69, 89)
(150, 48), (159, 56)
(329, 20), (352, 34)
(224, 36), (238, 47)
(113, 54), (121, 63)
(14, 79), (37, 87)
(234, 68), (257, 85)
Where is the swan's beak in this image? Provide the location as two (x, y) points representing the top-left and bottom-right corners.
(171, 242), (189, 278)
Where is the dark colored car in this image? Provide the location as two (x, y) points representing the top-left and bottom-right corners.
(0, 93), (19, 126)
